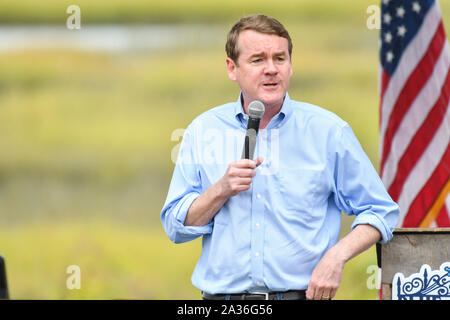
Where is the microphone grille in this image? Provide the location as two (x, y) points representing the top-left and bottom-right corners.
(248, 100), (265, 119)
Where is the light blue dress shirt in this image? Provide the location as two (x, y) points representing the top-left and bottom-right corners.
(161, 93), (399, 294)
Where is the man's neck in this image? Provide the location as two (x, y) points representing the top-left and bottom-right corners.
(259, 103), (282, 129)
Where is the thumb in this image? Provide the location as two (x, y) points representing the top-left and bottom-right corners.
(254, 157), (264, 167)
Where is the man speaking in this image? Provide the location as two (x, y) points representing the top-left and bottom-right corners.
(161, 15), (399, 300)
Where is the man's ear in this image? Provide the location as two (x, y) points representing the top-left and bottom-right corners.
(226, 57), (237, 82)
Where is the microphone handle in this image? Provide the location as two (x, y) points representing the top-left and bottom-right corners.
(247, 117), (260, 134)
(241, 117), (261, 159)
(244, 135), (249, 159)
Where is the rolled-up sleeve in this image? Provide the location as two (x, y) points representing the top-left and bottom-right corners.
(332, 124), (399, 243)
(161, 125), (213, 244)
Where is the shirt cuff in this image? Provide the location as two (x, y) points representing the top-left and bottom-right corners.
(351, 212), (394, 244)
(172, 192), (214, 243)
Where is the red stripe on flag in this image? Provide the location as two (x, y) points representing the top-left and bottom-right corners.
(380, 69), (391, 104)
(387, 69), (450, 202)
(436, 205), (450, 227)
(402, 142), (450, 227)
(379, 70), (390, 130)
(380, 22), (446, 175)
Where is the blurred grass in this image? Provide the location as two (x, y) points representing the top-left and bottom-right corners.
(0, 221), (378, 299)
(0, 221), (202, 299)
(2, 0), (446, 299)
(1, 0), (448, 26)
(0, 0), (372, 24)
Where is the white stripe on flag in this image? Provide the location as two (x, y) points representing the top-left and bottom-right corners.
(382, 41), (450, 189)
(380, 2), (442, 155)
(396, 102), (450, 225)
(446, 194), (450, 217)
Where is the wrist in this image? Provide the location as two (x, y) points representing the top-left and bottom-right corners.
(327, 244), (350, 266)
(215, 178), (232, 200)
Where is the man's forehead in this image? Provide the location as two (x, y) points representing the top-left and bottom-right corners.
(237, 30), (289, 55)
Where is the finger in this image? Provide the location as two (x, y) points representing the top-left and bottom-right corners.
(239, 168), (257, 177)
(234, 184), (251, 192)
(233, 159), (257, 168)
(321, 288), (332, 300)
(235, 177), (253, 185)
(314, 287), (324, 300)
(330, 287), (338, 299)
(230, 168), (256, 178)
(234, 158), (264, 169)
(306, 283), (318, 300)
(305, 286), (315, 300)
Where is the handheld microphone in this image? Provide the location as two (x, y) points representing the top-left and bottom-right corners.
(241, 100), (265, 159)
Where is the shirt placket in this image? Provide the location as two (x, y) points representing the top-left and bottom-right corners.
(250, 133), (266, 289)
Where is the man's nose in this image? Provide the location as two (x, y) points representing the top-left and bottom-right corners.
(264, 59), (278, 74)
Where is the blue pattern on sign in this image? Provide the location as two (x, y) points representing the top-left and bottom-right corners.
(393, 262), (450, 300)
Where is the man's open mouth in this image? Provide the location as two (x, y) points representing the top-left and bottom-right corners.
(263, 83), (278, 87)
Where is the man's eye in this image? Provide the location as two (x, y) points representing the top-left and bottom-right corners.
(252, 58), (263, 63)
(276, 57), (285, 62)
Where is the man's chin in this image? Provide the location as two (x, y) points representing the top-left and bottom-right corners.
(259, 94), (286, 108)
(242, 90), (286, 107)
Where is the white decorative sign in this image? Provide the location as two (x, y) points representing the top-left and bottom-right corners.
(392, 262), (450, 300)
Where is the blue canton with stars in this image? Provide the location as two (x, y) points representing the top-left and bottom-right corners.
(380, 0), (434, 76)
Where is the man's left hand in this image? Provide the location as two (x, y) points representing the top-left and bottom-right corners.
(305, 247), (344, 300)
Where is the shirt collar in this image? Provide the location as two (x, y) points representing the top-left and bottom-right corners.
(234, 92), (293, 128)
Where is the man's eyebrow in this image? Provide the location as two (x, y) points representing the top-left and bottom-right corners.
(248, 51), (287, 59)
(248, 52), (266, 59)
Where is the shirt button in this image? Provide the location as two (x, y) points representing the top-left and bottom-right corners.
(257, 194), (261, 199)
(256, 281), (262, 286)
(255, 223), (260, 228)
(255, 252), (260, 257)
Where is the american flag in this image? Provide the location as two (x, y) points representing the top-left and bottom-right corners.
(379, 0), (450, 227)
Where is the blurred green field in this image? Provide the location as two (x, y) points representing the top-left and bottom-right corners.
(0, 221), (378, 299)
(2, 0), (448, 299)
(0, 0), (383, 24)
(1, 0), (448, 25)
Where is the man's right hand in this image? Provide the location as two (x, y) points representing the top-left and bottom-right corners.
(218, 157), (263, 197)
(184, 157), (263, 226)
